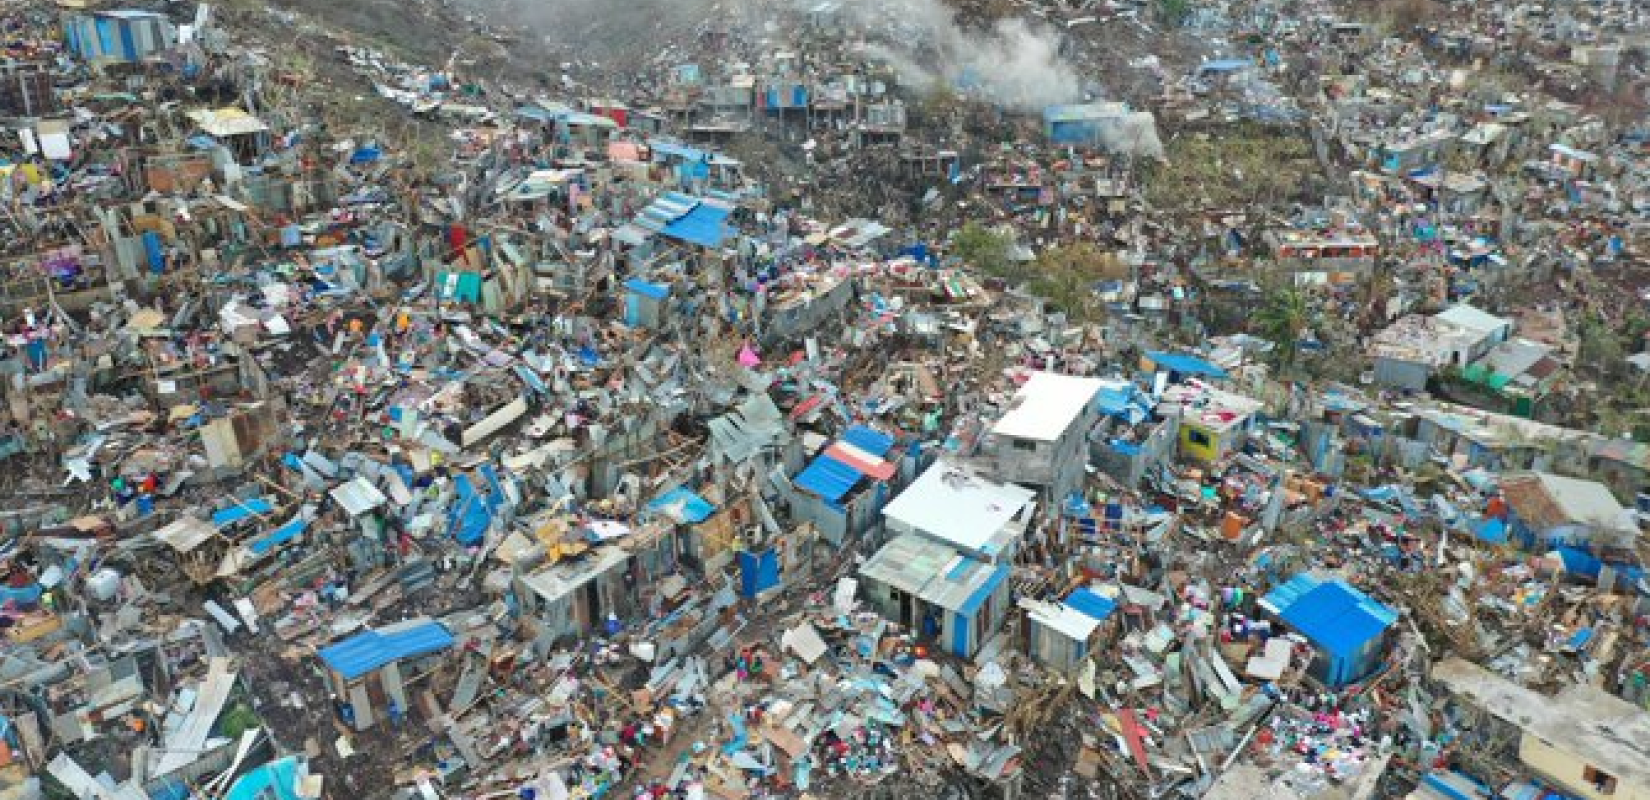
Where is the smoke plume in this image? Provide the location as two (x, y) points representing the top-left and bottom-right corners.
(840, 0), (1083, 112)
(462, 0), (1085, 112)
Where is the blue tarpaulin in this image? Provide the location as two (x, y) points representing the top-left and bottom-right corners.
(648, 486), (715, 524)
(1097, 384), (1151, 423)
(0, 583), (43, 609)
(317, 620), (455, 680)
(1474, 517), (1508, 544)
(737, 548), (780, 597)
(1145, 351), (1229, 379)
(450, 466), (504, 546)
(1555, 546), (1602, 578)
(143, 231), (166, 274)
(213, 498), (274, 527)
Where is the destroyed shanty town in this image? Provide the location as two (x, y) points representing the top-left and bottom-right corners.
(0, 0), (1649, 797)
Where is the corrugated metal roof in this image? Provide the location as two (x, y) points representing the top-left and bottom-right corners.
(1501, 472), (1630, 531)
(212, 498), (272, 527)
(330, 477), (387, 517)
(153, 516), (218, 552)
(841, 425), (895, 456)
(1064, 588), (1118, 622)
(623, 278), (670, 300)
(1279, 582), (1396, 657)
(793, 452), (861, 502)
(649, 140), (708, 162)
(882, 460), (1034, 554)
(795, 426), (898, 501)
(248, 516), (308, 556)
(317, 619), (455, 680)
(859, 533), (954, 596)
(954, 562), (1010, 616)
(662, 201), (733, 248)
(1434, 304), (1509, 335)
(631, 193), (734, 249)
(823, 443), (895, 481)
(707, 393), (785, 463)
(1258, 571), (1323, 615)
(1022, 597), (1101, 641)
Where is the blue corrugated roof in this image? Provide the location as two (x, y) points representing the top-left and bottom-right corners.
(1146, 351), (1229, 379)
(1260, 572), (1323, 614)
(317, 620), (455, 680)
(562, 111), (616, 128)
(647, 486), (715, 524)
(249, 516), (308, 556)
(515, 105), (558, 122)
(99, 9), (167, 19)
(1200, 58), (1252, 73)
(623, 278), (671, 300)
(793, 453), (861, 502)
(649, 140), (708, 162)
(841, 425), (895, 456)
(1064, 588), (1118, 622)
(1280, 582), (1397, 657)
(213, 498), (273, 527)
(957, 564), (1011, 616)
(662, 201), (732, 248)
(631, 192), (734, 249)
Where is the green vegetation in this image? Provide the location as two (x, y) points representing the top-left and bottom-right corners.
(1252, 285), (1309, 369)
(1025, 244), (1128, 323)
(951, 222), (1015, 280)
(1158, 0), (1192, 27)
(1143, 130), (1315, 210)
(1577, 312), (1623, 380)
(219, 702), (262, 740)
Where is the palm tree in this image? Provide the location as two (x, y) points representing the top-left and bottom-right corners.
(1254, 285), (1309, 369)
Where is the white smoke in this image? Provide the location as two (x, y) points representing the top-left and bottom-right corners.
(836, 0), (1083, 112)
(464, 0), (1086, 113)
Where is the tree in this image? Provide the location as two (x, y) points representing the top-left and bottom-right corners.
(1383, 0), (1441, 33)
(951, 222), (1015, 281)
(1025, 243), (1127, 323)
(1253, 285), (1310, 369)
(217, 702), (261, 739)
(1577, 312), (1623, 379)
(1158, 0), (1192, 27)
